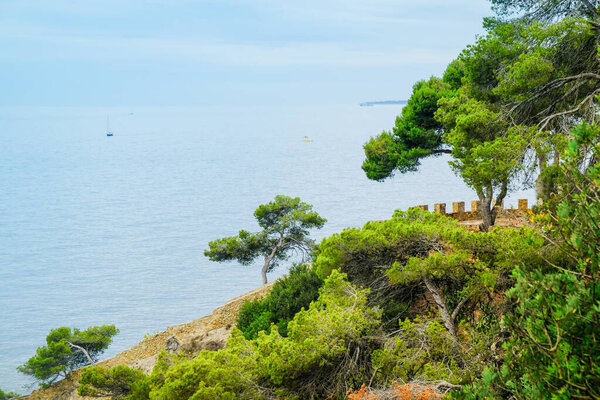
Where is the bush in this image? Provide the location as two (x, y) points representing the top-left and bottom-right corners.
(0, 389), (19, 400)
(237, 263), (323, 339)
(79, 365), (150, 400)
(236, 299), (271, 340)
(314, 209), (469, 284)
(314, 208), (541, 335)
(79, 271), (380, 400)
(371, 316), (489, 386)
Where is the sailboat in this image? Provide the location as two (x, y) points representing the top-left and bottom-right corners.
(106, 116), (114, 137)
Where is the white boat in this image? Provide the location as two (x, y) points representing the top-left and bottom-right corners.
(106, 116), (113, 137)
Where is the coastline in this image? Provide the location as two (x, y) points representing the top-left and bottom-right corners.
(25, 282), (275, 400)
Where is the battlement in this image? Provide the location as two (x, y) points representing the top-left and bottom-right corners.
(410, 199), (531, 222)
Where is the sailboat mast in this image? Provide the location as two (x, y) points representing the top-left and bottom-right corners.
(106, 116), (109, 132)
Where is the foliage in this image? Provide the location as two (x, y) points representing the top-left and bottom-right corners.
(455, 123), (600, 399)
(371, 316), (489, 387)
(314, 208), (540, 333)
(148, 335), (259, 400)
(205, 195), (326, 284)
(18, 325), (118, 386)
(362, 77), (453, 180)
(362, 1), (600, 217)
(436, 91), (532, 229)
(314, 208), (469, 284)
(237, 298), (271, 340)
(0, 389), (19, 400)
(490, 0), (600, 21)
(502, 124), (600, 398)
(237, 263), (323, 339)
(80, 272), (381, 400)
(79, 365), (150, 400)
(254, 270), (381, 395)
(151, 271), (380, 399)
(362, 34), (530, 229)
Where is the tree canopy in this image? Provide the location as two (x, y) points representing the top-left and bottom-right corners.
(0, 389), (19, 400)
(204, 195), (326, 284)
(362, 0), (600, 230)
(18, 325), (118, 386)
(490, 0), (600, 21)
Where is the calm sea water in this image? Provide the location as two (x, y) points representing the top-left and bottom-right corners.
(0, 105), (534, 392)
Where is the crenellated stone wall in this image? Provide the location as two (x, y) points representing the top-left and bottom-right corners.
(411, 198), (531, 221)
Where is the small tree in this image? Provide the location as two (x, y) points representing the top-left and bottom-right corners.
(0, 389), (19, 400)
(205, 195), (326, 284)
(18, 325), (118, 386)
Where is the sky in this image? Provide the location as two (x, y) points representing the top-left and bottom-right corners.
(0, 0), (493, 106)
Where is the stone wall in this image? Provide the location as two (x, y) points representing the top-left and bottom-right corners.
(411, 198), (531, 221)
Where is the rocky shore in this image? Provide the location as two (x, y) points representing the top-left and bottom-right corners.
(23, 282), (275, 400)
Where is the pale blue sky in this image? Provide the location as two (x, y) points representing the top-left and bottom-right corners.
(0, 0), (492, 106)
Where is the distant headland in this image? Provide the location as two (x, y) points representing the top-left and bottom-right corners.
(359, 100), (407, 107)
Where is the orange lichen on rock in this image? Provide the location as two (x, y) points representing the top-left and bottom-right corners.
(347, 385), (378, 400)
(346, 382), (443, 400)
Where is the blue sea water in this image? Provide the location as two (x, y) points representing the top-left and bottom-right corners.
(0, 105), (534, 393)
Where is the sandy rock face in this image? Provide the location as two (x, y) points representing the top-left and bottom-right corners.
(25, 282), (274, 400)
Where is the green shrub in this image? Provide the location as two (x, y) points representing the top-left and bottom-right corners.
(145, 271), (380, 400)
(372, 316), (490, 386)
(0, 389), (19, 400)
(314, 209), (469, 283)
(149, 335), (259, 400)
(79, 365), (150, 400)
(237, 263), (323, 339)
(237, 299), (271, 340)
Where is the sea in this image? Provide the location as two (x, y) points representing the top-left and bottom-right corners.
(0, 105), (534, 393)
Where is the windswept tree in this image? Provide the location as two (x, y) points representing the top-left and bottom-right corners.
(362, 0), (600, 228)
(362, 76), (454, 180)
(0, 389), (19, 400)
(205, 195), (326, 284)
(363, 64), (529, 231)
(18, 325), (118, 386)
(490, 0), (600, 21)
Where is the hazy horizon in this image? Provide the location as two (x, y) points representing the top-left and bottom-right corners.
(1, 0), (492, 107)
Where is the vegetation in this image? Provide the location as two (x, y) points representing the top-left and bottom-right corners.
(80, 204), (566, 399)
(454, 123), (600, 399)
(79, 365), (150, 400)
(362, 0), (599, 231)
(0, 389), (19, 400)
(237, 263), (323, 339)
(205, 195), (326, 284)
(18, 325), (118, 386)
(78, 271), (381, 399)
(77, 147), (598, 398)
(25, 1), (600, 398)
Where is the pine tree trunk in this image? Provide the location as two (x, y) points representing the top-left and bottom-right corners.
(479, 197), (493, 232)
(478, 180), (508, 232)
(261, 256), (269, 285)
(261, 236), (284, 284)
